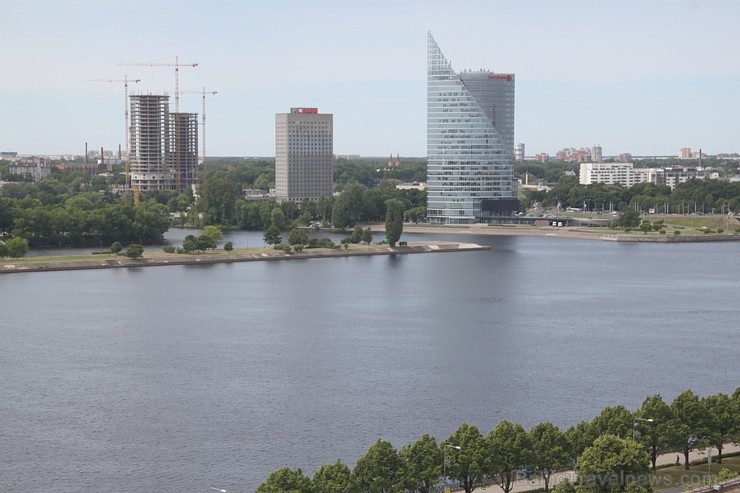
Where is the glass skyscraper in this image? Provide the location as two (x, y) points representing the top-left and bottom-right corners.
(427, 32), (517, 224)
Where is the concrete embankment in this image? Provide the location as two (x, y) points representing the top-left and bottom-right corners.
(0, 241), (489, 275)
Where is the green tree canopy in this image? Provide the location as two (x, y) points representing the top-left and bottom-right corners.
(529, 422), (569, 493)
(443, 423), (487, 493)
(124, 243), (144, 259)
(5, 236), (29, 258)
(311, 460), (352, 493)
(351, 438), (404, 493)
(577, 435), (650, 493)
(636, 394), (672, 471)
(486, 420), (532, 493)
(264, 225), (282, 246)
(399, 434), (440, 493)
(384, 199), (403, 247)
(702, 392), (736, 464)
(255, 467), (312, 493)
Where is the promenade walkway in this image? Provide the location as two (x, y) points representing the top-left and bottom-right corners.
(475, 444), (740, 493)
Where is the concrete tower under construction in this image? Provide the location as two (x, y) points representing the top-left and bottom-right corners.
(129, 94), (199, 193)
(170, 112), (199, 192)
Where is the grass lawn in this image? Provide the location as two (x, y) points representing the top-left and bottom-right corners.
(651, 455), (740, 491)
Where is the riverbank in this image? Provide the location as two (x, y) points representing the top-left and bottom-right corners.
(364, 223), (740, 243)
(0, 240), (489, 275)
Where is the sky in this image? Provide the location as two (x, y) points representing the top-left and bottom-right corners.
(2, 0), (740, 158)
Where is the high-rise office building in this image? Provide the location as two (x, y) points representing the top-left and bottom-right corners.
(427, 33), (517, 224)
(275, 107), (333, 202)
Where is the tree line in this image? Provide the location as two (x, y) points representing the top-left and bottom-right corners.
(523, 176), (740, 214)
(256, 388), (739, 493)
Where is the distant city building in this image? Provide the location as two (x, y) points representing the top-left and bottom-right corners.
(535, 153), (550, 163)
(655, 167), (709, 190)
(616, 153), (633, 163)
(579, 162), (653, 187)
(515, 143), (525, 162)
(426, 32), (517, 224)
(8, 157), (51, 181)
(591, 145), (603, 163)
(679, 147), (692, 159)
(275, 107), (334, 202)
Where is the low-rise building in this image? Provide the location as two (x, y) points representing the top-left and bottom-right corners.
(9, 157), (51, 181)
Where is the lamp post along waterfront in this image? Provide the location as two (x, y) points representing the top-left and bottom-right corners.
(443, 445), (462, 493)
(633, 418), (654, 440)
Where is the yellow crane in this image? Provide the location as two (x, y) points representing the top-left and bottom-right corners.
(118, 56), (197, 112)
(179, 87), (218, 184)
(84, 75), (141, 191)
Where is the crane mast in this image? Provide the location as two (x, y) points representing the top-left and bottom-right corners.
(84, 75), (141, 189)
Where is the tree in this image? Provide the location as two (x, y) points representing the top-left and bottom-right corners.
(110, 241), (123, 254)
(223, 241), (233, 252)
(311, 460), (352, 493)
(529, 422), (569, 493)
(351, 438), (404, 493)
(668, 389), (704, 470)
(399, 434), (440, 493)
(564, 421), (596, 468)
(182, 234), (198, 254)
(443, 423), (487, 493)
(201, 225), (223, 246)
(591, 406), (634, 440)
(618, 209), (641, 229)
(124, 243), (144, 259)
(256, 467), (312, 493)
(385, 199), (403, 247)
(362, 227), (373, 245)
(288, 228), (309, 246)
(639, 221), (652, 234)
(0, 241), (8, 259)
(702, 392), (736, 464)
(636, 394), (672, 471)
(577, 435), (650, 493)
(263, 225), (282, 246)
(486, 420), (532, 493)
(5, 236), (29, 258)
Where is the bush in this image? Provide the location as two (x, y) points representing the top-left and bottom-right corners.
(674, 230), (681, 235)
(163, 245), (176, 253)
(176, 247), (184, 254)
(224, 241), (233, 252)
(124, 243), (144, 259)
(659, 229), (666, 234)
(110, 241), (123, 254)
(718, 228), (724, 234)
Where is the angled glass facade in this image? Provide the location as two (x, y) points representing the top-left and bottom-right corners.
(427, 32), (516, 224)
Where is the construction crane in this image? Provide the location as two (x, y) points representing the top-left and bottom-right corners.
(118, 56), (197, 112)
(178, 87), (217, 184)
(84, 75), (141, 189)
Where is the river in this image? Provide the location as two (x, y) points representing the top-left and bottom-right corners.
(1, 230), (738, 492)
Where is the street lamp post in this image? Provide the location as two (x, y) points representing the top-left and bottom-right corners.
(633, 418), (654, 440)
(443, 445), (462, 493)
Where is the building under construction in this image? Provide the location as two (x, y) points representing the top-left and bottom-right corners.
(170, 112), (199, 192)
(128, 94), (198, 193)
